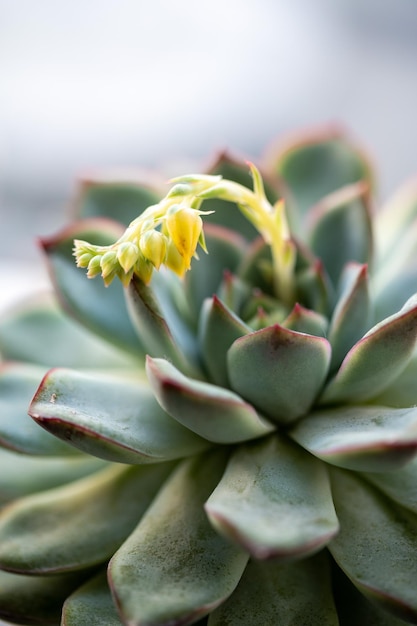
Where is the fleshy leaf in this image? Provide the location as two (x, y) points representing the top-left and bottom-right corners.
(369, 351), (417, 408)
(0, 463), (174, 574)
(205, 434), (339, 559)
(307, 182), (372, 285)
(184, 224), (247, 319)
(0, 568), (95, 626)
(328, 263), (373, 372)
(333, 564), (412, 626)
(227, 324), (331, 424)
(146, 356), (275, 443)
(0, 293), (132, 369)
(0, 447), (106, 506)
(198, 296), (251, 386)
(0, 363), (79, 456)
(295, 258), (334, 317)
(62, 570), (123, 626)
(281, 302), (328, 337)
(329, 468), (417, 623)
(41, 220), (145, 357)
(320, 295), (417, 404)
(74, 173), (162, 224)
(208, 552), (338, 626)
(126, 274), (197, 376)
(109, 451), (249, 626)
(290, 405), (417, 472)
(30, 368), (208, 463)
(265, 125), (373, 235)
(374, 215), (417, 321)
(364, 455), (417, 515)
(375, 177), (417, 263)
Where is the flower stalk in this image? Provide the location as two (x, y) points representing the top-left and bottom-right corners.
(73, 165), (296, 304)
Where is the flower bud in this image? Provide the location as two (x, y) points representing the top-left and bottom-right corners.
(76, 252), (93, 268)
(164, 239), (189, 277)
(165, 207), (203, 270)
(140, 230), (167, 270)
(100, 251), (118, 279)
(87, 255), (103, 278)
(117, 241), (139, 273)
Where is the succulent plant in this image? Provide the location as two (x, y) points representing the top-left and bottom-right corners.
(2, 125), (417, 625)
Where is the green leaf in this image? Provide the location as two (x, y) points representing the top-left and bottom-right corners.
(328, 467), (417, 623)
(0, 447), (106, 506)
(364, 456), (417, 515)
(29, 368), (208, 463)
(0, 363), (79, 456)
(0, 462), (174, 574)
(146, 357), (274, 444)
(367, 351), (417, 408)
(290, 405), (417, 472)
(0, 293), (133, 369)
(0, 568), (95, 626)
(375, 177), (417, 264)
(62, 570), (123, 626)
(333, 564), (412, 626)
(74, 174), (162, 224)
(208, 552), (338, 626)
(307, 182), (372, 286)
(320, 295), (417, 404)
(328, 263), (373, 372)
(373, 222), (417, 321)
(281, 302), (328, 337)
(295, 257), (335, 317)
(198, 296), (251, 386)
(205, 434), (338, 559)
(126, 275), (197, 376)
(109, 450), (249, 626)
(184, 224), (247, 319)
(266, 125), (373, 235)
(227, 325), (331, 425)
(41, 220), (145, 358)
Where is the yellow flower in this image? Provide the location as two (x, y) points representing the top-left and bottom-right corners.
(140, 230), (167, 270)
(165, 206), (203, 271)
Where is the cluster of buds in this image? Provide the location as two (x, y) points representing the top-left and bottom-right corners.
(73, 165), (295, 303)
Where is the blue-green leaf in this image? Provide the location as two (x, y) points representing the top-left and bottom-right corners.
(228, 325), (331, 425)
(205, 434), (338, 559)
(320, 295), (417, 405)
(146, 357), (274, 444)
(328, 263), (373, 372)
(329, 468), (417, 623)
(208, 552), (338, 626)
(42, 220), (145, 358)
(30, 368), (208, 463)
(0, 293), (133, 369)
(62, 570), (123, 626)
(74, 174), (162, 224)
(198, 296), (251, 386)
(265, 125), (373, 235)
(307, 182), (372, 286)
(0, 463), (174, 574)
(0, 363), (79, 456)
(109, 450), (249, 626)
(0, 568), (95, 625)
(126, 274), (198, 376)
(290, 405), (417, 472)
(0, 447), (106, 506)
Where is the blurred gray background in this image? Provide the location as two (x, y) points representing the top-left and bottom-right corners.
(1, 0), (417, 288)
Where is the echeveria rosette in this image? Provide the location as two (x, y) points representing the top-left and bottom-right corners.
(1, 127), (417, 625)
